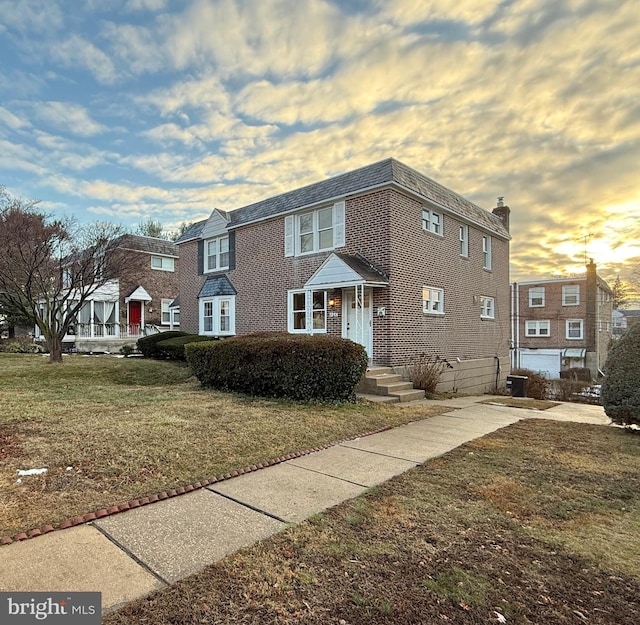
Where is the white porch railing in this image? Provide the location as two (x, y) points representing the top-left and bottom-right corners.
(72, 323), (159, 340)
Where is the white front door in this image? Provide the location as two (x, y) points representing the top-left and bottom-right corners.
(342, 287), (373, 357)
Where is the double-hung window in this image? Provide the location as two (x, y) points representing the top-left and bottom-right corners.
(288, 290), (327, 333)
(480, 296), (495, 319)
(151, 256), (175, 272)
(562, 285), (579, 306)
(200, 296), (235, 335)
(482, 236), (492, 269)
(459, 224), (469, 257)
(422, 209), (442, 235)
(205, 236), (229, 272)
(285, 201), (345, 257)
(525, 320), (550, 337)
(161, 299), (172, 325)
(529, 287), (545, 307)
(566, 319), (583, 339)
(422, 287), (444, 315)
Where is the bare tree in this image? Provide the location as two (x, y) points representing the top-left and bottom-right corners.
(0, 189), (131, 363)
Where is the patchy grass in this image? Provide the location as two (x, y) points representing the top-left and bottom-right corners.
(105, 420), (639, 625)
(480, 397), (561, 410)
(0, 354), (448, 537)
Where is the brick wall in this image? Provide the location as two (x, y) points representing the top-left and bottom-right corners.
(116, 250), (180, 327)
(178, 187), (510, 382)
(517, 280), (587, 349)
(386, 189), (510, 368)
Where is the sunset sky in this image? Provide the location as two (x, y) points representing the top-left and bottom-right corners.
(1, 0), (638, 284)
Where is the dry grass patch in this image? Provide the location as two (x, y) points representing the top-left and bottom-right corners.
(106, 420), (639, 625)
(0, 354), (447, 537)
(480, 397), (560, 410)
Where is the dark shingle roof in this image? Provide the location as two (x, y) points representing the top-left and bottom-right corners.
(227, 158), (509, 238)
(175, 220), (207, 244)
(198, 275), (237, 298)
(116, 234), (178, 256)
(336, 253), (389, 284)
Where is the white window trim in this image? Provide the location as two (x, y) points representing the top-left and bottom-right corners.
(204, 236), (230, 273)
(459, 224), (469, 257)
(287, 290), (327, 334)
(525, 320), (550, 337)
(480, 296), (495, 319)
(422, 286), (445, 316)
(160, 298), (172, 325)
(295, 208), (334, 256)
(422, 209), (443, 236)
(562, 285), (580, 306)
(566, 319), (584, 340)
(482, 236), (492, 270)
(151, 255), (175, 272)
(199, 296), (235, 336)
(528, 287), (545, 307)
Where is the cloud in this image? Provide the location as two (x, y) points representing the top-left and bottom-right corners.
(126, 0), (168, 10)
(0, 0), (64, 34)
(51, 34), (118, 85)
(0, 106), (30, 130)
(32, 102), (107, 137)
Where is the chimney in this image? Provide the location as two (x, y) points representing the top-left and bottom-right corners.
(492, 196), (510, 231)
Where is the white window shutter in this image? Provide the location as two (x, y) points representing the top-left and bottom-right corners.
(334, 201), (345, 248)
(284, 215), (294, 257)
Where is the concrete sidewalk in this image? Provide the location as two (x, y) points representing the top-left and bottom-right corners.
(0, 398), (610, 613)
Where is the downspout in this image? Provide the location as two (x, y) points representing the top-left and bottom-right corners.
(494, 355), (501, 391)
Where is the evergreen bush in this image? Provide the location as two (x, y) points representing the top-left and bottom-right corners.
(137, 331), (187, 358)
(155, 334), (215, 361)
(601, 323), (640, 426)
(185, 332), (368, 402)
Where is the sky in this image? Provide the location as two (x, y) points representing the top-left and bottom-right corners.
(1, 0), (639, 284)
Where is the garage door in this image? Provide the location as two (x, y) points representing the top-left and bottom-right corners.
(519, 351), (561, 379)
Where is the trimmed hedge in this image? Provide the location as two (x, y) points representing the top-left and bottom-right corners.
(155, 334), (216, 361)
(185, 332), (368, 402)
(601, 322), (640, 426)
(137, 331), (187, 358)
(559, 367), (592, 382)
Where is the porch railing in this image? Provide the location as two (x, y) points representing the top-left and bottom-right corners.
(71, 323), (160, 340)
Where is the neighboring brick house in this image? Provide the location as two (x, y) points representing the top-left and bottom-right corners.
(511, 260), (613, 379)
(36, 234), (180, 352)
(176, 158), (511, 393)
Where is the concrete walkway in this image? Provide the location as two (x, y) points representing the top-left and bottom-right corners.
(0, 397), (610, 614)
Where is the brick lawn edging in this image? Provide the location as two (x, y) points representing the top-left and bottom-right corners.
(0, 425), (393, 546)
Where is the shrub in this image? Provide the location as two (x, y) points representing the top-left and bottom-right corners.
(406, 353), (453, 397)
(137, 331), (187, 358)
(551, 379), (591, 402)
(559, 368), (592, 381)
(119, 344), (135, 357)
(510, 368), (548, 400)
(185, 332), (368, 402)
(601, 323), (640, 426)
(0, 337), (45, 353)
(155, 334), (215, 361)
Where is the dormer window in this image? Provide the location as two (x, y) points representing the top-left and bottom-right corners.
(205, 236), (229, 272)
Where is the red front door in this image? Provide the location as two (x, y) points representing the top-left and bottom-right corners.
(129, 301), (142, 333)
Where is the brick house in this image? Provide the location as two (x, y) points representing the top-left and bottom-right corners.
(176, 158), (511, 393)
(36, 234), (180, 352)
(511, 260), (613, 379)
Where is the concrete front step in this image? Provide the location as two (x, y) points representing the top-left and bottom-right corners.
(358, 366), (425, 403)
(389, 389), (425, 402)
(357, 393), (400, 404)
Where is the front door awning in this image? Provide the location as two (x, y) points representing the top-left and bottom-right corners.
(125, 286), (152, 303)
(304, 253), (389, 289)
